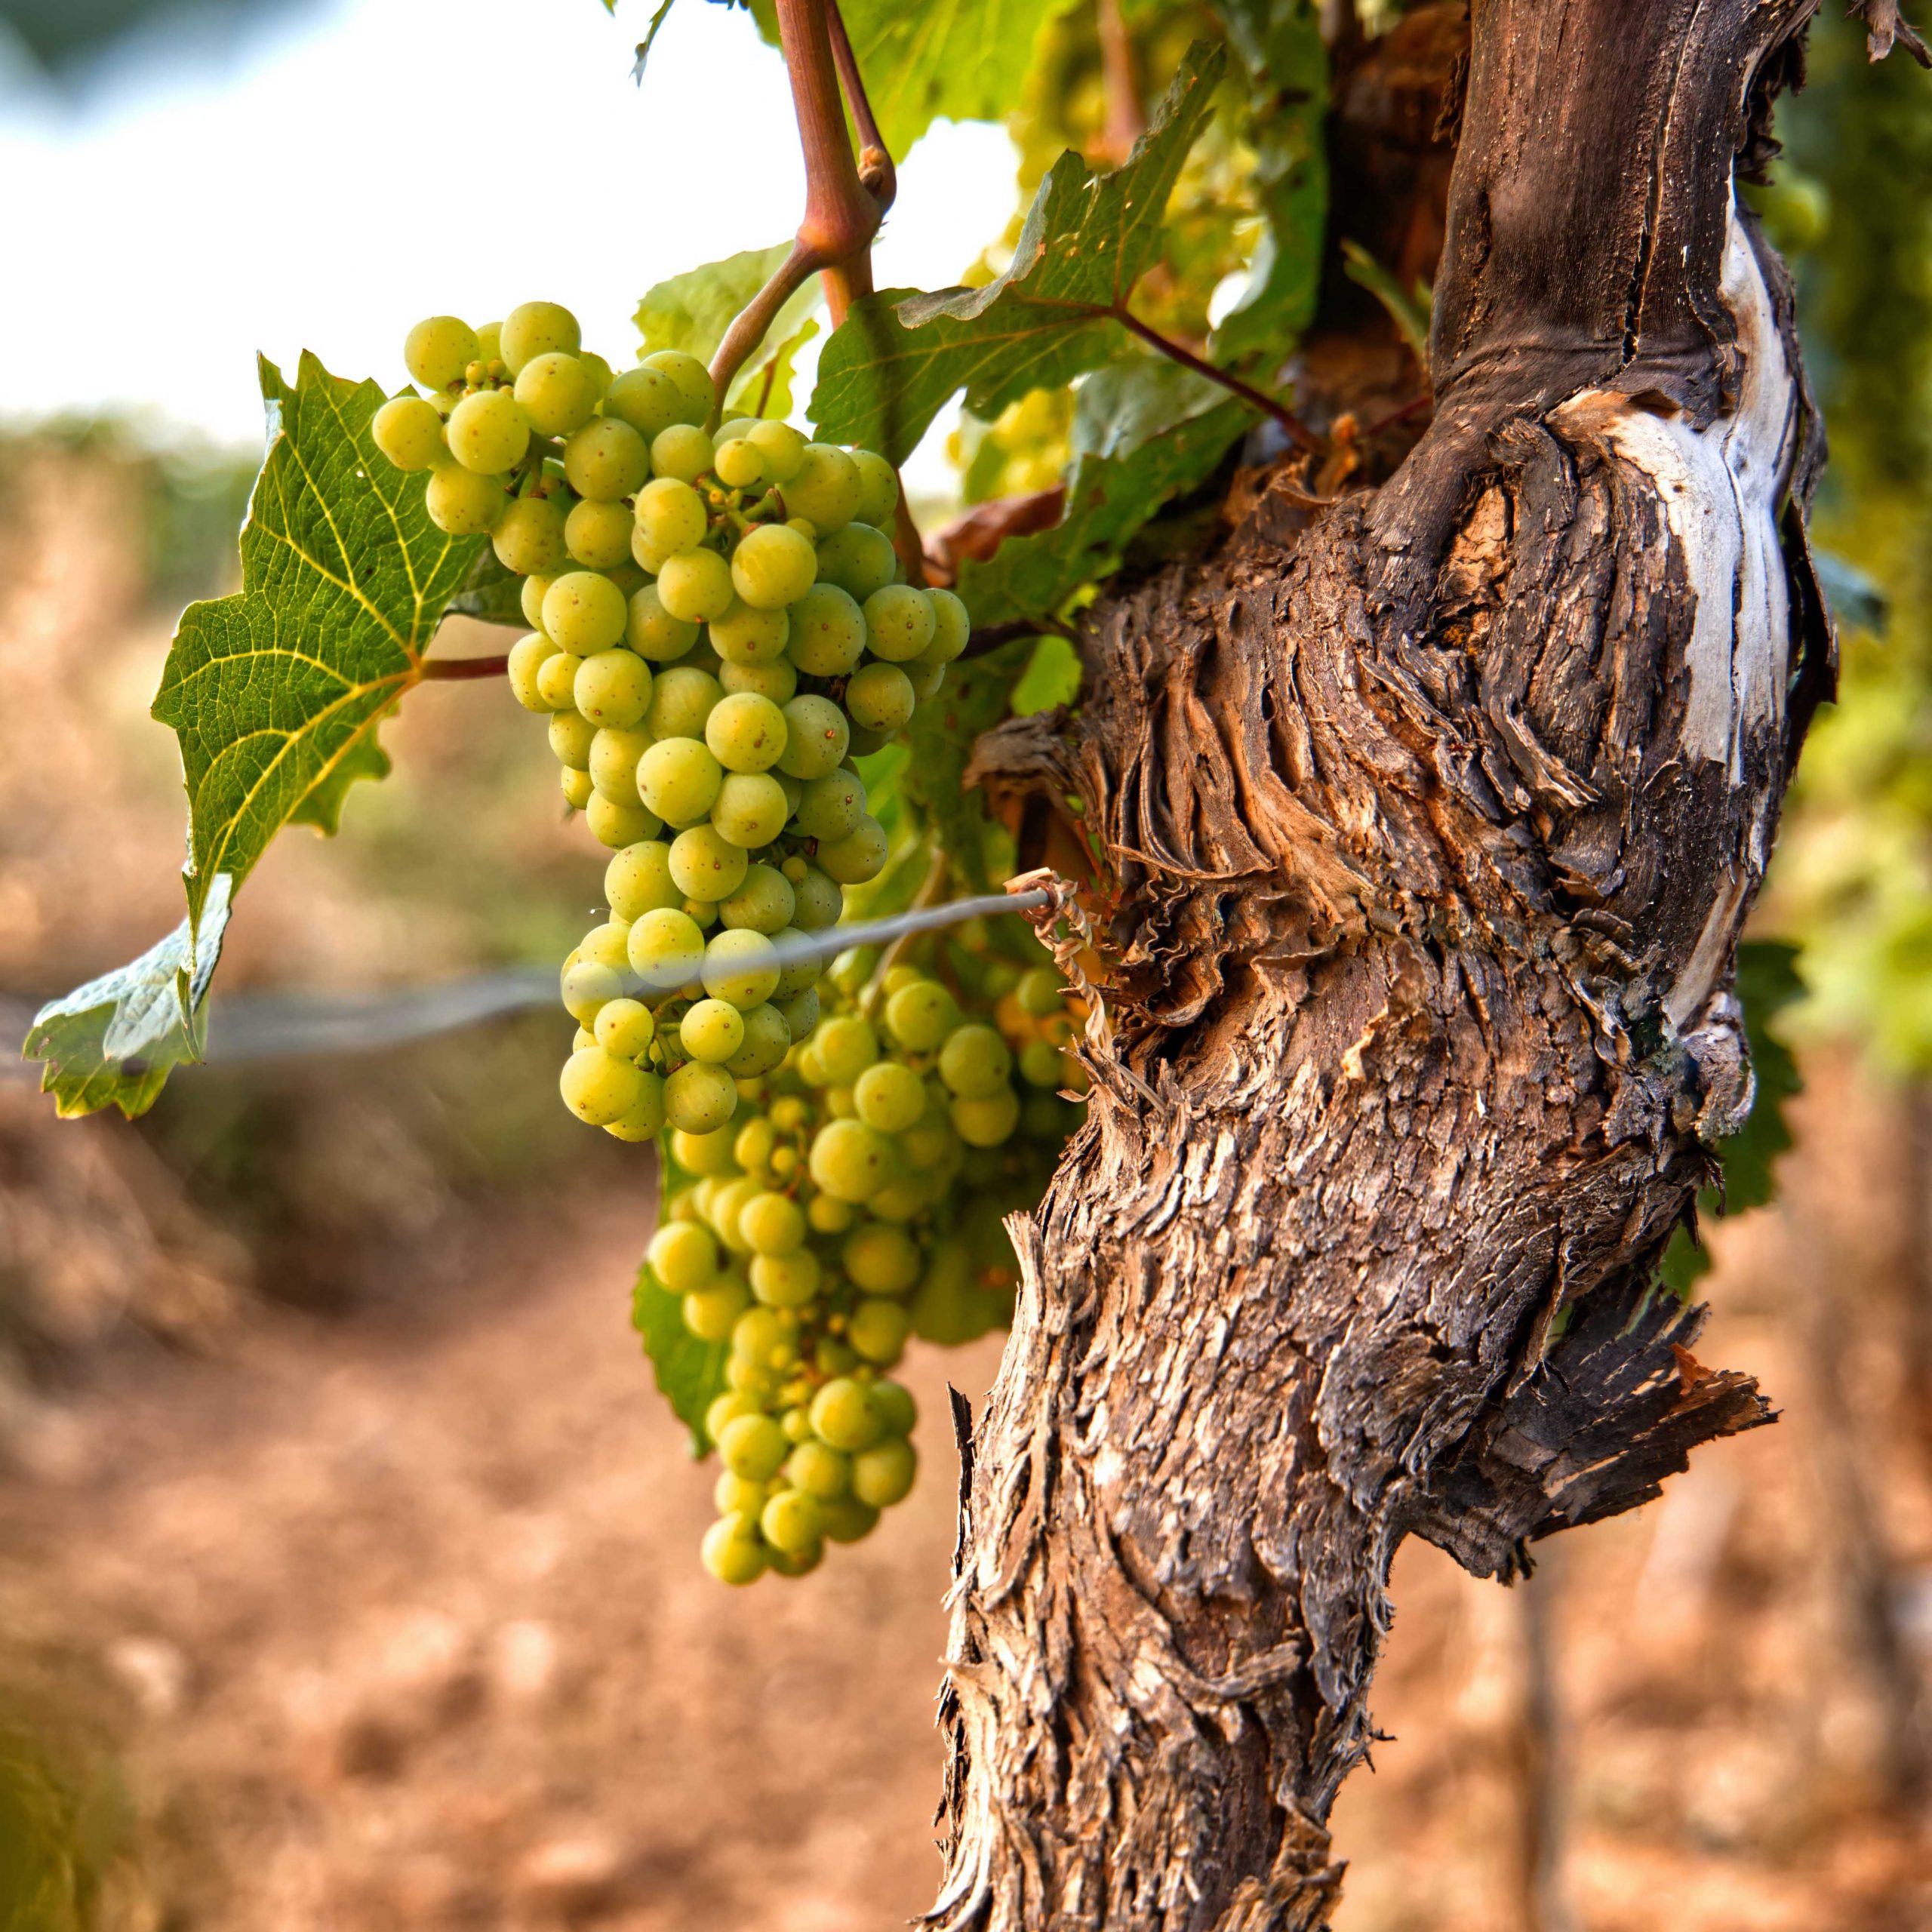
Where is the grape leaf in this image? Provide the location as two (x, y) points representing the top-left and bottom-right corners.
(1209, 0), (1327, 371)
(726, 317), (820, 421)
(631, 1263), (728, 1457)
(903, 635), (1037, 892)
(837, 0), (1077, 158)
(24, 352), (488, 1118)
(445, 547), (526, 628)
(808, 40), (1229, 464)
(955, 358), (1252, 626)
(633, 243), (821, 367)
(23, 875), (233, 1119)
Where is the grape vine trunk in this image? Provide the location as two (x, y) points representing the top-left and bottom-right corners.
(931, 4), (1829, 1924)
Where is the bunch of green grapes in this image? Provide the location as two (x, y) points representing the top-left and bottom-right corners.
(370, 300), (972, 1149)
(641, 949), (1086, 1584)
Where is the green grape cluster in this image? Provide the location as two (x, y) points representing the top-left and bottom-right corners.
(641, 948), (1086, 1585)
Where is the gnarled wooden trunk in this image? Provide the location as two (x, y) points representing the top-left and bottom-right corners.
(928, 3), (1844, 1925)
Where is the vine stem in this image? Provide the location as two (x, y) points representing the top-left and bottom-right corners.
(1114, 309), (1322, 452)
(422, 654), (509, 681)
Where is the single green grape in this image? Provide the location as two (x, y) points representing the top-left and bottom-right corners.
(512, 350), (596, 436)
(719, 658), (797, 703)
(519, 573), (553, 629)
(844, 660), (917, 732)
(578, 921), (630, 971)
(703, 929), (781, 1008)
(666, 1060), (740, 1134)
(536, 651), (583, 710)
(740, 1191), (806, 1256)
(604, 365), (685, 439)
(702, 691), (788, 774)
(810, 1377), (882, 1452)
(784, 1441), (849, 1500)
(819, 1494), (881, 1544)
(789, 869), (844, 932)
(561, 959), (621, 1023)
(807, 1119), (892, 1204)
(851, 1435), (916, 1506)
(829, 948), (877, 995)
(1016, 967), (1063, 1015)
(720, 864), (795, 935)
(681, 998), (747, 1064)
(500, 300), (581, 374)
(548, 709), (598, 771)
(783, 444), (863, 532)
(447, 389), (531, 475)
(767, 696), (841, 780)
(848, 1297), (912, 1367)
(768, 1543), (823, 1579)
(559, 1047), (644, 1126)
(1019, 1037), (1066, 1088)
(637, 736), (723, 826)
(927, 586), (971, 662)
(777, 984), (820, 1043)
(870, 1380), (917, 1436)
(405, 315), (480, 392)
(643, 349), (716, 428)
(732, 1303), (796, 1362)
(425, 463), (505, 534)
(595, 998), (655, 1059)
(574, 648), (654, 729)
(843, 1222), (920, 1294)
(760, 1489), (822, 1556)
(561, 766), (595, 811)
(905, 648), (949, 703)
(651, 423), (715, 485)
(813, 523), (896, 602)
(951, 1086), (1021, 1147)
(713, 438), (764, 488)
(724, 1001), (792, 1077)
(491, 494), (568, 576)
(565, 418), (651, 501)
(792, 770), (866, 842)
(817, 816), (889, 885)
(700, 1511), (767, 1585)
(588, 724), (653, 801)
(731, 524), (817, 611)
(605, 839), (682, 921)
(705, 1174), (764, 1258)
(770, 930), (823, 1001)
(473, 320), (503, 363)
(815, 1014), (878, 1084)
(644, 666), (723, 741)
(852, 449), (900, 529)
(543, 571), (629, 654)
(939, 1023), (1014, 1098)
(749, 1249), (820, 1309)
(373, 395), (446, 472)
(587, 793), (658, 848)
(675, 1124), (743, 1176)
(784, 583), (866, 675)
(580, 351), (613, 398)
(685, 897), (719, 931)
(626, 906), (707, 990)
(635, 475), (707, 558)
(685, 1271), (750, 1340)
(669, 823), (750, 902)
(603, 1072), (667, 1142)
(747, 418), (808, 481)
(854, 1060), (927, 1133)
(627, 583), (701, 662)
(565, 498), (635, 571)
(884, 978), (958, 1051)
(715, 1472), (769, 1517)
(705, 1392), (763, 1447)
(806, 1193), (854, 1235)
(709, 598), (790, 669)
(657, 548), (735, 623)
(862, 584), (937, 663)
(719, 1413), (789, 1481)
(507, 632), (560, 712)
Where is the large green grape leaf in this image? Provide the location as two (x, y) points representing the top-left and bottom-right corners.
(634, 243), (821, 366)
(903, 635), (1037, 892)
(23, 352), (487, 1118)
(808, 40), (1229, 463)
(1208, 0), (1327, 371)
(956, 358), (1252, 626)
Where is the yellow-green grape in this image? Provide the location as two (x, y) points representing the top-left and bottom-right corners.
(500, 300), (581, 375)
(852, 448), (900, 529)
(489, 494), (565, 576)
(447, 389), (530, 475)
(670, 823), (749, 902)
(828, 947), (877, 996)
(645, 668), (722, 745)
(790, 869), (844, 931)
(666, 1060), (739, 1134)
(512, 350), (597, 436)
(707, 1394), (763, 1451)
(627, 905), (707, 990)
(778, 984), (821, 1041)
(604, 363), (685, 438)
(785, 1441), (849, 1499)
(565, 498), (635, 570)
(650, 1220), (719, 1292)
(715, 1472), (769, 1517)
(703, 692), (787, 773)
(851, 1435), (916, 1506)
(884, 979), (958, 1051)
(574, 648), (654, 728)
(579, 921), (631, 971)
(783, 445), (863, 532)
(474, 320), (503, 363)
(905, 648), (948, 703)
(561, 958), (620, 1023)
(952, 1087), (1021, 1146)
(587, 793), (659, 848)
(807, 1119), (892, 1204)
(543, 571), (629, 654)
(686, 1275), (749, 1343)
(677, 1128), (742, 1178)
(564, 418), (651, 502)
(712, 773), (790, 848)
(657, 548), (735, 623)
(637, 737), (723, 826)
(817, 817), (889, 885)
(843, 1222), (920, 1294)
(1017, 967), (1063, 1016)
(580, 351), (613, 398)
(747, 418), (808, 481)
(849, 1298), (912, 1368)
(740, 1191), (806, 1256)
(680, 998), (747, 1064)
(604, 1073), (667, 1142)
(725, 1001), (792, 1077)
(939, 1023), (1014, 1098)
(928, 586), (971, 662)
(507, 632), (560, 712)
(761, 1489), (821, 1556)
(863, 584), (937, 663)
(635, 476), (708, 561)
(595, 998), (655, 1059)
(589, 724), (651, 801)
(703, 929), (782, 1007)
(627, 583), (701, 662)
(854, 1060), (926, 1133)
(1018, 1038), (1065, 1087)
(810, 1377), (882, 1452)
(817, 1495), (878, 1544)
(710, 599), (789, 669)
(770, 933), (823, 1004)
(869, 1380), (916, 1436)
(731, 524), (817, 611)
(713, 438), (764, 488)
(425, 463), (506, 534)
(373, 395), (445, 472)
(720, 863), (795, 935)
(786, 584), (867, 675)
(749, 1251), (820, 1310)
(814, 523), (896, 601)
(815, 1016), (878, 1084)
(519, 573), (553, 629)
(536, 651), (583, 711)
(559, 1047), (644, 1126)
(770, 696), (844, 780)
(405, 315), (481, 391)
(701, 1513), (766, 1586)
(720, 660), (797, 703)
(643, 349), (717, 428)
(548, 709), (598, 770)
(719, 1413), (789, 1481)
(651, 423), (715, 485)
(561, 766), (595, 810)
(793, 770), (866, 842)
(606, 839), (682, 920)
(845, 663), (917, 736)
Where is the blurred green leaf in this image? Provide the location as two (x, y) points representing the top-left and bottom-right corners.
(1010, 632), (1082, 713)
(634, 243), (820, 366)
(809, 41), (1228, 463)
(726, 318), (820, 420)
(904, 637), (1038, 893)
(632, 1255), (728, 1457)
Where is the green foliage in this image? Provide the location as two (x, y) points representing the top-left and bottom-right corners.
(0, 1716), (131, 1932)
(728, 318), (819, 420)
(632, 1253), (728, 1456)
(634, 243), (820, 365)
(808, 41), (1228, 463)
(1660, 941), (1804, 1293)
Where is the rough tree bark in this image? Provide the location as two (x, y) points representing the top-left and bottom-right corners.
(923, 3), (1887, 1926)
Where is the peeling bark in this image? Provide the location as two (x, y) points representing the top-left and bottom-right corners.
(925, 5), (1851, 1927)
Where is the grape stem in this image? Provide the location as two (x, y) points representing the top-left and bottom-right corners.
(421, 654), (510, 681)
(1113, 310), (1323, 453)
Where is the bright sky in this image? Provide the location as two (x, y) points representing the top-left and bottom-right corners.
(0, 0), (1017, 481)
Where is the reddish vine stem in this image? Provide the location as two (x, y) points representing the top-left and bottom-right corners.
(1114, 309), (1323, 452)
(421, 655), (510, 681)
(1095, 0), (1146, 164)
(826, 0), (896, 211)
